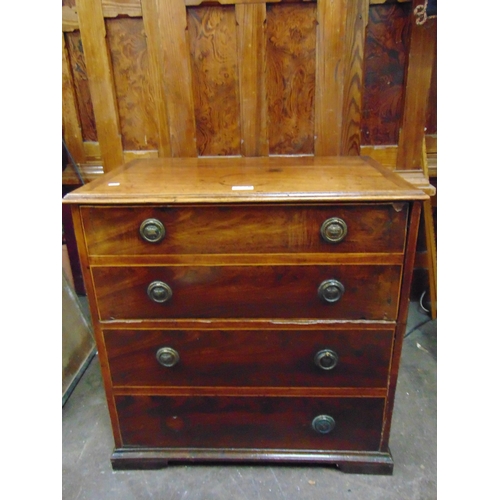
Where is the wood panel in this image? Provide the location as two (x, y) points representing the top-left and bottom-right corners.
(361, 2), (411, 145)
(75, 0), (124, 171)
(188, 6), (241, 156)
(341, 0), (369, 155)
(396, 2), (437, 169)
(153, 0), (198, 157)
(64, 32), (98, 143)
(141, 0), (172, 157)
(105, 327), (394, 388)
(106, 17), (158, 151)
(267, 2), (316, 155)
(92, 264), (402, 321)
(314, 0), (347, 155)
(80, 203), (409, 256)
(62, 34), (86, 163)
(236, 3), (268, 156)
(116, 395), (385, 451)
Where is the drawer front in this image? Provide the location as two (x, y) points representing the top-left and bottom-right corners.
(115, 395), (385, 451)
(105, 328), (394, 388)
(93, 265), (401, 321)
(81, 204), (408, 256)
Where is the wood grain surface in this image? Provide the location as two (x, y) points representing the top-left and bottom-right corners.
(105, 327), (394, 388)
(106, 17), (158, 151)
(64, 32), (98, 143)
(62, 33), (86, 163)
(63, 156), (428, 204)
(188, 6), (241, 156)
(155, 0), (198, 157)
(361, 2), (411, 145)
(92, 264), (402, 321)
(75, 0), (124, 171)
(236, 3), (268, 156)
(267, 2), (316, 154)
(115, 395), (385, 451)
(80, 203), (409, 256)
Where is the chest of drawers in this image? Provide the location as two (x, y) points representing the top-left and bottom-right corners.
(64, 156), (426, 474)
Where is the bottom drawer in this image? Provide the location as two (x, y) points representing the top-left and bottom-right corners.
(115, 395), (385, 451)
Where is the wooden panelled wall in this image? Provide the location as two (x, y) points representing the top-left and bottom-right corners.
(62, 0), (437, 179)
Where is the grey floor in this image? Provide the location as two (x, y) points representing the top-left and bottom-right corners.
(62, 301), (436, 500)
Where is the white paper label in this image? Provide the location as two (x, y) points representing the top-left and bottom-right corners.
(231, 185), (254, 191)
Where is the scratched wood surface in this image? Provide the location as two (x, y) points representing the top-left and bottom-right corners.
(361, 2), (411, 145)
(64, 32), (98, 143)
(106, 17), (158, 151)
(187, 6), (241, 156)
(266, 2), (316, 155)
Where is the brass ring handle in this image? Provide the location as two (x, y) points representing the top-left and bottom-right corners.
(147, 281), (173, 303)
(318, 279), (345, 303)
(156, 347), (179, 368)
(314, 349), (339, 370)
(140, 218), (166, 243)
(312, 415), (336, 434)
(320, 217), (347, 243)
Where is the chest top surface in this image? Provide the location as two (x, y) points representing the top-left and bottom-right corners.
(63, 156), (427, 205)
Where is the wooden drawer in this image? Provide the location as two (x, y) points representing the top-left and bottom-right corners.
(104, 328), (394, 388)
(81, 204), (408, 256)
(115, 395), (385, 451)
(92, 265), (402, 321)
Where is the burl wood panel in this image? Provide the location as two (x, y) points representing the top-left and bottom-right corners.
(81, 204), (409, 256)
(105, 328), (394, 388)
(115, 395), (385, 451)
(64, 31), (98, 142)
(188, 6), (241, 156)
(106, 17), (159, 151)
(266, 2), (316, 154)
(361, 2), (411, 145)
(92, 264), (402, 321)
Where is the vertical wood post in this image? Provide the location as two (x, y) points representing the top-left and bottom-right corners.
(75, 0), (124, 171)
(236, 3), (269, 157)
(396, 1), (437, 170)
(153, 0), (198, 157)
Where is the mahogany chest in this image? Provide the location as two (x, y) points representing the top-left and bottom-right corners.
(64, 156), (427, 474)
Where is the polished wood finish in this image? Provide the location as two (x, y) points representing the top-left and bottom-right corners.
(80, 203), (409, 256)
(105, 327), (394, 389)
(115, 395), (386, 450)
(65, 157), (426, 473)
(63, 156), (426, 204)
(92, 264), (402, 321)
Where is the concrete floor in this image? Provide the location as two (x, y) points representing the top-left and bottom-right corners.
(62, 301), (436, 499)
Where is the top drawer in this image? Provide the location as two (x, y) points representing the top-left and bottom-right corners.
(81, 203), (408, 256)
